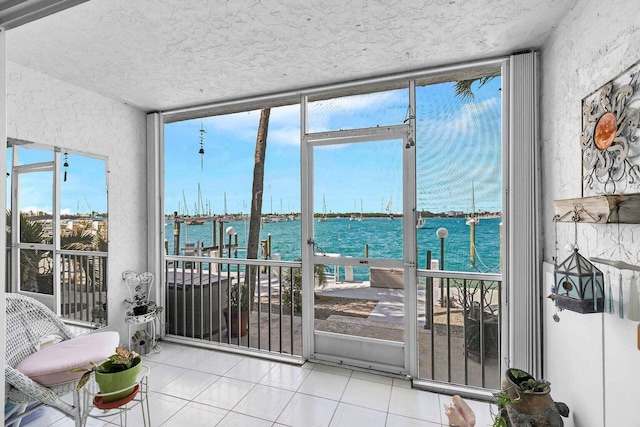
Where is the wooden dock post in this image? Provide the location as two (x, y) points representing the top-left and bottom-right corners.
(425, 250), (432, 329)
(469, 221), (476, 268)
(172, 211), (180, 255)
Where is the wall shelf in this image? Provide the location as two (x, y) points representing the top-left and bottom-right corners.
(553, 193), (640, 223)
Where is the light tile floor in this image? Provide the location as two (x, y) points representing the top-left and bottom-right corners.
(24, 342), (496, 426)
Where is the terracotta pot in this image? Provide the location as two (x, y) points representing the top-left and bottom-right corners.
(502, 369), (553, 425)
(223, 308), (249, 337)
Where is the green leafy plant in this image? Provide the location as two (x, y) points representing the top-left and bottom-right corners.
(229, 280), (250, 311)
(492, 390), (520, 427)
(72, 347), (141, 390)
(507, 368), (550, 393)
(519, 378), (551, 393)
(283, 263), (326, 314)
(99, 347), (140, 372)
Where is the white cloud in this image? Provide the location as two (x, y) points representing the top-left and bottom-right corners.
(420, 96), (500, 138)
(444, 97), (499, 133)
(270, 127), (300, 146)
(308, 90), (406, 132)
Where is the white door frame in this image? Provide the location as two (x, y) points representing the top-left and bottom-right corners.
(300, 119), (418, 375)
(10, 149), (60, 311)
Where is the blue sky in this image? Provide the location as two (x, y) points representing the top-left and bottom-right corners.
(8, 77), (502, 217)
(8, 148), (107, 215)
(165, 77), (502, 216)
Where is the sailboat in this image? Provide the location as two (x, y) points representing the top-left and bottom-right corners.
(187, 184), (205, 225)
(386, 197), (394, 220)
(416, 212), (425, 229)
(466, 182), (480, 226)
(318, 195), (328, 222)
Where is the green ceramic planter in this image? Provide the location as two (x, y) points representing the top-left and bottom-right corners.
(95, 357), (142, 403)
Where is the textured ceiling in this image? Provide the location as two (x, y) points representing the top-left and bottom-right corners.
(0, 0), (88, 29)
(5, 0), (575, 113)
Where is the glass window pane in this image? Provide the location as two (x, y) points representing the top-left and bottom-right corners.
(307, 88), (409, 132)
(313, 139), (403, 260)
(18, 171), (53, 244)
(415, 77), (502, 273)
(17, 145), (54, 165)
(60, 154), (108, 252)
(164, 104), (301, 260)
(20, 248), (53, 294)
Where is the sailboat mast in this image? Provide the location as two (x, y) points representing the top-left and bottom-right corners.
(471, 181), (475, 217)
(182, 190), (190, 216)
(468, 181), (477, 268)
(197, 183), (203, 216)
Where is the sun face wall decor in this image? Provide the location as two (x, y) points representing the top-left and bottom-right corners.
(581, 61), (640, 196)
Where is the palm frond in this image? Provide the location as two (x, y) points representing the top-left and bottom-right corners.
(454, 76), (497, 100)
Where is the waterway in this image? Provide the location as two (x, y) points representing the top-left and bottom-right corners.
(165, 216), (502, 275)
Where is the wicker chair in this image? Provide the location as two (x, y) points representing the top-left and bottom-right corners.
(4, 293), (119, 427)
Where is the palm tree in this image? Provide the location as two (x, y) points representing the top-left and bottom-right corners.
(454, 76), (496, 100)
(246, 108), (271, 302)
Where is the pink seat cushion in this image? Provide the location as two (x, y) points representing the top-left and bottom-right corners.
(16, 331), (120, 386)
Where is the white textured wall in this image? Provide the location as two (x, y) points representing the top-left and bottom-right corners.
(541, 1), (640, 425)
(6, 61), (148, 345)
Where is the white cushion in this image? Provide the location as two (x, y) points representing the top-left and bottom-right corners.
(16, 331), (119, 386)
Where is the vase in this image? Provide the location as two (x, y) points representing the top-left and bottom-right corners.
(223, 308), (249, 337)
(95, 358), (142, 403)
(502, 369), (553, 426)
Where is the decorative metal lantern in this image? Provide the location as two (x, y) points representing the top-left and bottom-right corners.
(554, 248), (604, 313)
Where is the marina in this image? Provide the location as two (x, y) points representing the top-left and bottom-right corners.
(164, 215), (502, 276)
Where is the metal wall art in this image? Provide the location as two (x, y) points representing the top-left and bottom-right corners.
(582, 60), (640, 196)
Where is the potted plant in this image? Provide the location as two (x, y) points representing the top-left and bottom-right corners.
(74, 347), (142, 403)
(455, 279), (500, 360)
(283, 263), (326, 315)
(493, 368), (568, 426)
(223, 279), (250, 337)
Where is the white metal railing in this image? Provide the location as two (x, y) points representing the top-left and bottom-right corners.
(5, 249), (107, 325)
(164, 255), (303, 358)
(59, 249), (108, 325)
(417, 268), (503, 390)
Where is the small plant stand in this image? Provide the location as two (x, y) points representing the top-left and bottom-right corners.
(123, 271), (162, 353)
(80, 365), (151, 427)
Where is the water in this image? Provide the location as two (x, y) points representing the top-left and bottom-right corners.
(165, 216), (502, 277)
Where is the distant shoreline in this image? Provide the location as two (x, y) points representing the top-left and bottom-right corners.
(164, 211), (503, 222)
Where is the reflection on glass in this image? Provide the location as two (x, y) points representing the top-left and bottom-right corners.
(60, 153), (108, 252)
(20, 248), (53, 294)
(9, 145), (109, 323)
